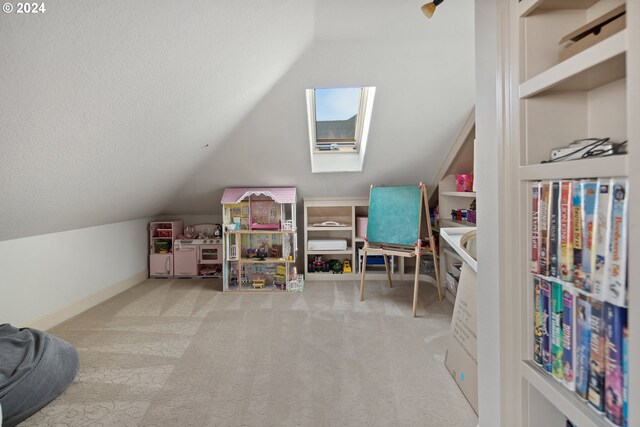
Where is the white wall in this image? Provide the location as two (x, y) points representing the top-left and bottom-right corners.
(0, 218), (149, 327)
(154, 215), (223, 228)
(0, 0), (315, 242)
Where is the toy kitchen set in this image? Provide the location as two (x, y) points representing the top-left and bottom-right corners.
(149, 221), (223, 278)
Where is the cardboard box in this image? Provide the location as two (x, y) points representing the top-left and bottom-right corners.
(559, 5), (625, 61)
(445, 262), (478, 414)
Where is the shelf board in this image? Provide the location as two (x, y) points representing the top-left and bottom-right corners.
(354, 237), (365, 242)
(306, 226), (353, 231)
(521, 361), (611, 427)
(519, 155), (628, 180)
(519, 0), (598, 17)
(440, 218), (476, 228)
(307, 248), (353, 255)
(440, 191), (477, 198)
(238, 258), (294, 264)
(305, 271), (360, 280)
(519, 31), (626, 98)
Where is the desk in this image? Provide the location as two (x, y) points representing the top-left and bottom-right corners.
(439, 227), (477, 272)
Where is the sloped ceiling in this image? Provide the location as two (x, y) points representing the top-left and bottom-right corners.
(0, 0), (315, 241)
(165, 0), (475, 214)
(1, 0), (475, 241)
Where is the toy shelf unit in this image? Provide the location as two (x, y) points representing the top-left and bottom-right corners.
(438, 174), (476, 228)
(221, 187), (298, 292)
(303, 197), (438, 284)
(304, 197), (368, 280)
(438, 174), (476, 303)
(508, 1), (636, 426)
(149, 220), (184, 278)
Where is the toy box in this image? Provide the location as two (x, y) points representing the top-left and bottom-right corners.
(356, 216), (368, 238)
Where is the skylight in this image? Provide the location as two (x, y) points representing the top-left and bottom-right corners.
(315, 88), (361, 150)
(306, 86), (376, 173)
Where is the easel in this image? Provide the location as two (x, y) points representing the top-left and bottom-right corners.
(359, 183), (441, 317)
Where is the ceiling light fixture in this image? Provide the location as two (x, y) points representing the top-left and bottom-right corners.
(421, 0), (444, 19)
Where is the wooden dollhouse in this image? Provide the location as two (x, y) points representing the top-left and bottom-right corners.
(221, 187), (299, 292)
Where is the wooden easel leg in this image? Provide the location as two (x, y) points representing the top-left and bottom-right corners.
(432, 246), (443, 301)
(413, 253), (420, 317)
(422, 185), (443, 301)
(383, 254), (393, 288)
(360, 249), (368, 301)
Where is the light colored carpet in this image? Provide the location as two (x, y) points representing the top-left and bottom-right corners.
(22, 279), (478, 426)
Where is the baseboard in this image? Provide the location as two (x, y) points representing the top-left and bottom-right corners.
(24, 270), (147, 331)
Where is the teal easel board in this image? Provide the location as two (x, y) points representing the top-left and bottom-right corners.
(367, 185), (422, 247)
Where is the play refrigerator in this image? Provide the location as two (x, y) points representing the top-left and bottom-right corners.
(149, 220), (184, 278)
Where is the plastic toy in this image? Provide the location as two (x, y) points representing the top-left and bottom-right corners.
(308, 255), (330, 272)
(343, 260), (352, 273)
(329, 259), (343, 274)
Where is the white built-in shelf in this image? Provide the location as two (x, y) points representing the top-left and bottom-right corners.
(307, 248), (352, 255)
(519, 155), (628, 180)
(521, 361), (610, 427)
(354, 237), (365, 243)
(439, 191), (477, 198)
(306, 226), (353, 231)
(519, 0), (598, 18)
(520, 31), (626, 98)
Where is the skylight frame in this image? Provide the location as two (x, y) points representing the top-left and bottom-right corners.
(305, 86), (376, 173)
(307, 87), (372, 154)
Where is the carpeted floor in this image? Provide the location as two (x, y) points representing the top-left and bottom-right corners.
(22, 279), (478, 426)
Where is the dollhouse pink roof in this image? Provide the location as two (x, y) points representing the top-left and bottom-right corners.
(221, 187), (297, 204)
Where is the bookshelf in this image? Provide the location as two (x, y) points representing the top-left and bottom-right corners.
(508, 1), (636, 426)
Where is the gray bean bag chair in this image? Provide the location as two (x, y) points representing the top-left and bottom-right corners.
(0, 324), (79, 426)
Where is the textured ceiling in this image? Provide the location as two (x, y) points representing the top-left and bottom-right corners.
(0, 0), (475, 241)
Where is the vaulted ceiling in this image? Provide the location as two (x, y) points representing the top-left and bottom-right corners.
(0, 0), (475, 241)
